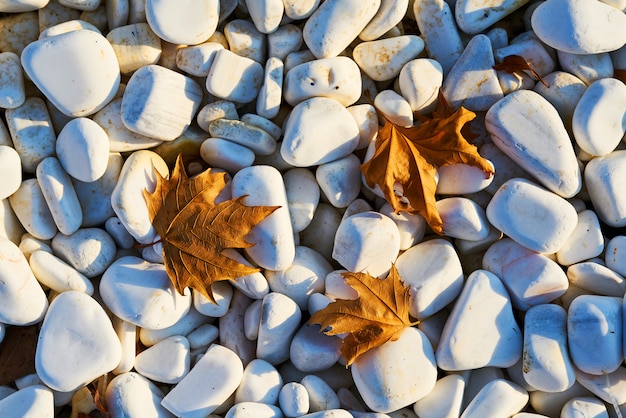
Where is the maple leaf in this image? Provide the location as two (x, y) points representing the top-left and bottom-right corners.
(360, 90), (494, 234)
(144, 154), (279, 302)
(493, 55), (549, 88)
(308, 265), (417, 366)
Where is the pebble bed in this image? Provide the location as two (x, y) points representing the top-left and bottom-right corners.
(0, 0), (626, 417)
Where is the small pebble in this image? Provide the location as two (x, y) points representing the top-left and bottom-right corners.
(134, 335), (190, 384)
(235, 359), (283, 404)
(51, 227), (116, 277)
(105, 372), (174, 418)
(0, 385), (53, 418)
(145, 0), (218, 45)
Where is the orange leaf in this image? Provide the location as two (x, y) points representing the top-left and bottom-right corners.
(361, 91), (494, 234)
(144, 154), (279, 302)
(308, 266), (417, 366)
(493, 54), (549, 88)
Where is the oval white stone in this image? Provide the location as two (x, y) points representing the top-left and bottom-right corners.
(145, 0), (218, 45)
(134, 335), (190, 384)
(0, 385), (53, 418)
(584, 150), (626, 227)
(0, 145), (21, 200)
(399, 58), (443, 114)
(56, 117), (110, 182)
(353, 35), (425, 82)
(235, 359), (283, 404)
(29, 250), (93, 295)
(105, 372), (173, 418)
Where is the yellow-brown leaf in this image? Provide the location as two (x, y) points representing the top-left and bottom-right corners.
(144, 154), (279, 302)
(308, 265), (416, 366)
(361, 91), (494, 234)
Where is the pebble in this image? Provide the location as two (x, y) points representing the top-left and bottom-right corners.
(268, 24), (302, 61)
(558, 51), (614, 85)
(225, 402), (284, 418)
(219, 291), (257, 366)
(55, 117), (109, 182)
(289, 324), (342, 372)
(134, 335), (190, 384)
(494, 38), (556, 79)
(395, 238), (463, 319)
(224, 19), (266, 64)
(359, 0), (407, 41)
(300, 204), (341, 261)
(575, 367), (626, 405)
(436, 197), (490, 241)
(206, 49), (264, 103)
(121, 64), (203, 141)
(284, 168), (320, 233)
(105, 372), (174, 418)
(256, 292), (302, 365)
(246, 0), (283, 34)
(302, 0), (380, 59)
(235, 359), (283, 404)
(0, 385), (53, 418)
(161, 344), (244, 417)
(436, 270), (523, 370)
(436, 161), (495, 195)
(486, 178), (578, 254)
(455, 0), (530, 35)
(485, 90), (582, 198)
(0, 237), (48, 326)
(443, 34), (503, 111)
(555, 210), (603, 266)
(279, 382), (309, 417)
(531, 0), (626, 54)
(281, 97), (360, 167)
(532, 71), (586, 130)
(107, 22), (162, 74)
(584, 150), (626, 227)
(8, 179), (57, 240)
(398, 58), (443, 114)
(522, 304), (575, 392)
(606, 235), (626, 277)
(461, 379), (528, 418)
(20, 29), (120, 117)
(283, 57), (362, 107)
(100, 256), (191, 330)
(0, 145), (21, 200)
(140, 305), (209, 347)
(412, 374), (465, 418)
(35, 291), (121, 392)
(353, 35), (425, 82)
(209, 119), (277, 156)
(332, 211), (400, 278)
(373, 90), (413, 127)
(352, 327), (437, 413)
(51, 227), (116, 277)
(145, 0), (218, 45)
(175, 41), (223, 77)
(257, 57), (284, 119)
(36, 157), (82, 235)
(567, 295), (623, 375)
(301, 374), (340, 412)
(0, 51), (25, 109)
(560, 397), (608, 418)
(572, 78), (626, 157)
(200, 137), (255, 174)
(316, 154), (361, 209)
(193, 281), (232, 318)
(29, 249), (93, 295)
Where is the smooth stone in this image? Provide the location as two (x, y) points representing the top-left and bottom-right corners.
(347, 104), (378, 150)
(0, 11), (39, 55)
(8, 179), (57, 240)
(289, 324), (342, 372)
(38, 18), (100, 38)
(266, 246), (332, 310)
(4, 97), (56, 173)
(122, 65), (203, 141)
(566, 260), (625, 296)
(140, 305), (210, 346)
(281, 97), (360, 167)
(225, 402), (283, 418)
(161, 344), (244, 417)
(107, 23), (162, 74)
(487, 178), (578, 253)
(49, 229), (112, 280)
(36, 157), (82, 235)
(575, 367), (626, 405)
(482, 238), (569, 310)
(0, 238), (48, 326)
(145, 0), (218, 45)
(134, 335), (190, 384)
(584, 150), (626, 227)
(301, 411), (353, 418)
(111, 150), (168, 244)
(235, 359), (283, 404)
(104, 216), (135, 249)
(100, 256), (191, 330)
(193, 281), (232, 318)
(0, 52), (25, 109)
(437, 162), (494, 195)
(301, 374), (340, 412)
(568, 295), (623, 374)
(461, 379), (528, 418)
(243, 300), (262, 340)
(556, 210), (603, 266)
(105, 372), (173, 418)
(29, 250), (93, 295)
(176, 41), (223, 77)
(0, 145), (21, 199)
(112, 317), (135, 375)
(223, 19), (266, 63)
(413, 0), (463, 74)
(197, 101), (238, 132)
(279, 382), (309, 417)
(412, 374), (465, 418)
(283, 57), (362, 107)
(282, 0), (319, 19)
(352, 327), (437, 413)
(220, 250), (270, 300)
(455, 0), (530, 34)
(399, 58), (443, 114)
(436, 197), (490, 241)
(379, 204), (426, 251)
(485, 90), (582, 197)
(353, 35), (425, 82)
(531, 0), (626, 54)
(21, 29), (119, 117)
(494, 37), (556, 80)
(55, 117), (109, 182)
(74, 153), (122, 227)
(106, 0), (129, 29)
(359, 0), (408, 41)
(187, 323), (219, 349)
(36, 291), (121, 392)
(246, 0), (283, 34)
(333, 211), (400, 278)
(241, 113), (282, 140)
(219, 291), (257, 366)
(256, 57), (283, 119)
(316, 154), (361, 209)
(256, 292), (302, 365)
(268, 24), (302, 61)
(527, 383), (594, 417)
(284, 49), (316, 72)
(0, 0), (49, 12)
(436, 270), (523, 370)
(206, 49), (264, 103)
(303, 0), (380, 59)
(374, 89), (413, 127)
(561, 397), (608, 418)
(209, 119), (277, 155)
(0, 385), (53, 418)
(442, 34), (503, 111)
(606, 236), (626, 277)
(532, 71), (586, 130)
(573, 78), (626, 157)
(395, 239), (463, 319)
(558, 51), (614, 85)
(200, 137), (255, 173)
(57, 0), (100, 11)
(284, 168), (320, 233)
(231, 165), (295, 270)
(523, 304), (575, 392)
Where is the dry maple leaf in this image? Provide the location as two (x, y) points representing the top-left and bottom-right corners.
(361, 90), (494, 234)
(493, 54), (549, 88)
(308, 265), (417, 366)
(144, 154), (279, 302)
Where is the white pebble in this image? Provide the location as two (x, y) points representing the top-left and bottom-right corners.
(567, 261), (626, 297)
(36, 157), (82, 235)
(55, 117), (109, 182)
(224, 19), (266, 63)
(436, 197), (490, 241)
(0, 51), (25, 109)
(268, 24), (302, 60)
(106, 23), (162, 74)
(0, 145), (21, 200)
(175, 41), (223, 77)
(316, 154), (362, 209)
(584, 150), (626, 227)
(378, 204), (426, 251)
(359, 0), (408, 41)
(256, 57), (283, 119)
(8, 179), (57, 240)
(140, 306), (210, 346)
(605, 235), (626, 277)
(399, 58), (443, 114)
(145, 0), (218, 45)
(461, 379), (528, 418)
(105, 372), (173, 418)
(279, 382), (309, 418)
(246, 0), (284, 34)
(353, 35), (425, 82)
(301, 375), (340, 412)
(558, 51), (614, 85)
(193, 281), (233, 318)
(413, 374), (465, 418)
(284, 168), (320, 233)
(560, 397), (608, 418)
(29, 250), (93, 295)
(225, 402), (283, 418)
(455, 0), (530, 34)
(134, 335), (190, 384)
(374, 89), (413, 127)
(235, 358), (283, 404)
(209, 119), (277, 155)
(256, 292), (302, 365)
(289, 324), (341, 372)
(206, 49), (264, 103)
(0, 385), (53, 418)
(556, 210), (604, 266)
(200, 137), (255, 173)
